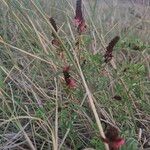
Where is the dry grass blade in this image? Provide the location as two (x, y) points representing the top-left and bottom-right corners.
(72, 49), (110, 150)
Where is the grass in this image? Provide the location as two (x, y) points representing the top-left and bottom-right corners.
(0, 0), (150, 150)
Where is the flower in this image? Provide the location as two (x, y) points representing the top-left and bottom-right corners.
(73, 0), (87, 34)
(49, 17), (58, 37)
(49, 17), (60, 47)
(51, 39), (60, 47)
(77, 20), (86, 33)
(104, 36), (120, 63)
(63, 66), (76, 88)
(74, 0), (83, 26)
(65, 78), (76, 89)
(101, 126), (125, 150)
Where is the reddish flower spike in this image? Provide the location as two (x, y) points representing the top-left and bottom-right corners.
(74, 0), (83, 26)
(104, 36), (120, 63)
(102, 126), (125, 150)
(49, 17), (61, 47)
(65, 78), (76, 89)
(63, 66), (76, 89)
(78, 20), (87, 33)
(74, 0), (86, 33)
(111, 138), (125, 149)
(63, 66), (70, 73)
(49, 17), (58, 37)
(51, 39), (60, 47)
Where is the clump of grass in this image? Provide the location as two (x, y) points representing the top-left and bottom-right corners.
(0, 0), (150, 150)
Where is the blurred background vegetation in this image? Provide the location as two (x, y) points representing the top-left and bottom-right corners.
(0, 0), (150, 149)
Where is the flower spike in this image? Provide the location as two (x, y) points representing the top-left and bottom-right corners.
(104, 36), (120, 63)
(63, 66), (76, 89)
(74, 0), (83, 26)
(101, 126), (125, 150)
(49, 17), (60, 47)
(49, 17), (58, 37)
(74, 0), (86, 33)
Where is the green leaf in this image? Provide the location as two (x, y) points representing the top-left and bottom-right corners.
(121, 138), (138, 150)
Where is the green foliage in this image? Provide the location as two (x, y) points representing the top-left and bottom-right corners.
(0, 69), (4, 88)
(119, 36), (149, 51)
(121, 138), (138, 150)
(35, 107), (45, 118)
(90, 136), (105, 150)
